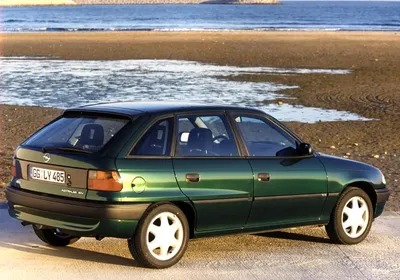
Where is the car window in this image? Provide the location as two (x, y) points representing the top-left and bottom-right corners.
(131, 118), (173, 156)
(23, 115), (129, 153)
(176, 115), (238, 157)
(233, 115), (297, 157)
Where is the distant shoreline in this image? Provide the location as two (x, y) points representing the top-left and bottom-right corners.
(1, 29), (399, 33)
(0, 0), (76, 6)
(0, 4), (76, 6)
(0, 0), (281, 7)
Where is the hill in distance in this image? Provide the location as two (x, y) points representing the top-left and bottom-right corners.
(1, 0), (280, 6)
(74, 0), (280, 4)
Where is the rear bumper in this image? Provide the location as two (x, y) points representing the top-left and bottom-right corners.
(5, 186), (150, 238)
(374, 187), (391, 218)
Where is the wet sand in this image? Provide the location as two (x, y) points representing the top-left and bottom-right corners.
(0, 31), (399, 209)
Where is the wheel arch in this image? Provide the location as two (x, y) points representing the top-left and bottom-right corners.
(171, 201), (196, 239)
(139, 201), (196, 239)
(341, 181), (377, 211)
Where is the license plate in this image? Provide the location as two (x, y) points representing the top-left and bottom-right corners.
(29, 166), (65, 184)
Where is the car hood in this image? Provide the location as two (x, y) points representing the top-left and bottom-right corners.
(316, 153), (380, 172)
(315, 153), (386, 192)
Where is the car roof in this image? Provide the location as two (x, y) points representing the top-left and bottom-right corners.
(64, 101), (264, 117)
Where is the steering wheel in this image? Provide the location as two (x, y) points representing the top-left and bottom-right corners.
(212, 135), (229, 143)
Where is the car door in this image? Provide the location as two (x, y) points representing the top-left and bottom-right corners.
(172, 113), (254, 233)
(230, 113), (328, 229)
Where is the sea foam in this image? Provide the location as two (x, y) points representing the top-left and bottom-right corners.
(0, 58), (369, 123)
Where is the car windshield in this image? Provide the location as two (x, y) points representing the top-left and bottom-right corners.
(23, 114), (130, 153)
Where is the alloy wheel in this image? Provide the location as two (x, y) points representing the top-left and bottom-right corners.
(146, 212), (184, 261)
(341, 196), (369, 239)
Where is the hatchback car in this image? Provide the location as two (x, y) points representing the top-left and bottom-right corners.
(6, 101), (390, 268)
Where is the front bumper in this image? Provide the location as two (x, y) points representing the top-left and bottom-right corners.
(5, 186), (150, 238)
(374, 187), (391, 218)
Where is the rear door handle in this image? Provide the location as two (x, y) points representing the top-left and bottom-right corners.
(185, 173), (200, 183)
(258, 173), (270, 182)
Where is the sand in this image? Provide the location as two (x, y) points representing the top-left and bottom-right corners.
(0, 31), (399, 210)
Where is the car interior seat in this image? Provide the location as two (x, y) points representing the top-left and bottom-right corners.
(187, 127), (213, 156)
(78, 124), (104, 148)
(137, 125), (167, 155)
(216, 138), (237, 156)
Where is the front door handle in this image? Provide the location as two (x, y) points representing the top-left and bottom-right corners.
(258, 173), (270, 182)
(186, 173), (200, 183)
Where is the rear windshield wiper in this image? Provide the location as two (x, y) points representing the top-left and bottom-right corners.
(41, 146), (93, 154)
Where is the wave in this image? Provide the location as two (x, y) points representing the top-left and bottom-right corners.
(354, 22), (400, 28)
(3, 19), (61, 24)
(3, 19), (26, 23)
(2, 25), (400, 33)
(3, 27), (156, 32)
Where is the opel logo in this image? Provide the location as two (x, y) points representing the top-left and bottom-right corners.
(43, 153), (51, 163)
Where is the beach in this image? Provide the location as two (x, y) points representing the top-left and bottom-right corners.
(0, 31), (399, 209)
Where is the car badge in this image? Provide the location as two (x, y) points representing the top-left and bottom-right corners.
(43, 153), (51, 163)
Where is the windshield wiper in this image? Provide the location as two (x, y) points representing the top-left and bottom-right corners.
(41, 146), (93, 154)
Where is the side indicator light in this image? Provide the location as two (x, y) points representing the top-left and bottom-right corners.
(11, 158), (16, 177)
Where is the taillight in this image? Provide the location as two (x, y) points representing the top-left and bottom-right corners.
(88, 170), (123, 192)
(11, 158), (16, 177)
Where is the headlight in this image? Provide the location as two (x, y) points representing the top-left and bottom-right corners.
(381, 171), (386, 185)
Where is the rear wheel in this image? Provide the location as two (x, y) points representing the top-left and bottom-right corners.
(128, 203), (189, 269)
(33, 225), (80, 246)
(325, 187), (373, 244)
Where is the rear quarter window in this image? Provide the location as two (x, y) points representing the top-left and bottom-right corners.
(23, 114), (130, 153)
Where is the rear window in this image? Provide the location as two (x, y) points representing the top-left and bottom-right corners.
(23, 115), (130, 153)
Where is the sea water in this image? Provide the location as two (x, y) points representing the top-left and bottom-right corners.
(2, 2), (400, 32)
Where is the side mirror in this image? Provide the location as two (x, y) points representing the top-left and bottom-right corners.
(297, 143), (313, 156)
(276, 146), (297, 157)
(179, 132), (190, 143)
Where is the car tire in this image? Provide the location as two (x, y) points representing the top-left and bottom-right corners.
(128, 203), (189, 269)
(325, 187), (373, 245)
(33, 225), (81, 246)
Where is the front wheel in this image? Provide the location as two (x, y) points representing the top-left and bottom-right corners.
(128, 203), (189, 269)
(325, 187), (373, 245)
(33, 225), (80, 246)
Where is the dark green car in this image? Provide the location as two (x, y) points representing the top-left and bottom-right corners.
(6, 102), (390, 268)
